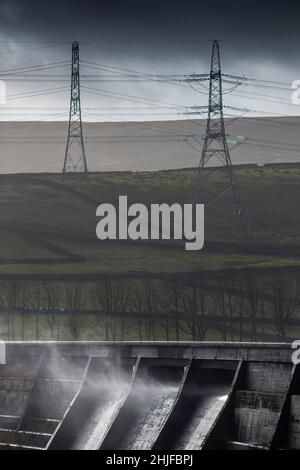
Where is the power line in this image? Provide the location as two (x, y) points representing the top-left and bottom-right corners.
(0, 61), (70, 76)
(5, 86), (69, 102)
(82, 85), (189, 110)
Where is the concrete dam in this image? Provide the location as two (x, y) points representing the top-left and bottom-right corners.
(0, 341), (299, 450)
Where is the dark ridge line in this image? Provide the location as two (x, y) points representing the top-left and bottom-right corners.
(1, 222), (300, 259)
(0, 264), (300, 282)
(0, 160), (300, 177)
(23, 177), (98, 205)
(0, 225), (85, 261)
(0, 258), (83, 265)
(6, 307), (300, 327)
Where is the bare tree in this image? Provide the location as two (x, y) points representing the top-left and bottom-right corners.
(216, 278), (228, 341)
(160, 281), (184, 341)
(30, 285), (42, 340)
(114, 284), (131, 341)
(0, 282), (6, 340)
(235, 279), (247, 342)
(4, 283), (19, 340)
(42, 284), (61, 339)
(242, 276), (262, 341)
(181, 281), (210, 341)
(19, 283), (27, 340)
(132, 285), (144, 341)
(66, 284), (85, 340)
(269, 271), (299, 339)
(142, 281), (157, 341)
(95, 281), (130, 340)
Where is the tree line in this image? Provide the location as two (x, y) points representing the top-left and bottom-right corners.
(0, 270), (299, 341)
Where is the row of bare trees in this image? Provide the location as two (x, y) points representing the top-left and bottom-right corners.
(0, 271), (299, 341)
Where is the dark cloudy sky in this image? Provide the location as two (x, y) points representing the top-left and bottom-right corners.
(0, 0), (299, 121)
(0, 0), (298, 48)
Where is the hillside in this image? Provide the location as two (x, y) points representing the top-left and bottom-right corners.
(0, 116), (300, 173)
(0, 166), (300, 279)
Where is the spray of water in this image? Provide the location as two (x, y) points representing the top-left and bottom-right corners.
(185, 393), (229, 450)
(121, 379), (181, 450)
(71, 358), (133, 450)
(0, 345), (235, 450)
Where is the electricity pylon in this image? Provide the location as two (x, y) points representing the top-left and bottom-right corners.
(192, 40), (249, 230)
(63, 41), (88, 173)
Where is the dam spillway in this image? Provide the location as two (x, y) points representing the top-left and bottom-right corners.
(0, 341), (298, 451)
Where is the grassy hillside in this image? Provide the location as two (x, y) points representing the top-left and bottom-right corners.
(0, 166), (300, 278)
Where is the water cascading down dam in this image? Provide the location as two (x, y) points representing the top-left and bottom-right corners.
(0, 341), (299, 450)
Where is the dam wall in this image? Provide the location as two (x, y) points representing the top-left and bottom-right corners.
(0, 341), (297, 450)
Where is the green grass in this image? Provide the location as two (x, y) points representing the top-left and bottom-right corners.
(2, 253), (297, 275)
(0, 166), (300, 276)
(0, 230), (62, 259)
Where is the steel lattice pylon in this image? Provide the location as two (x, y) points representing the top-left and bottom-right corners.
(192, 40), (249, 230)
(63, 41), (88, 173)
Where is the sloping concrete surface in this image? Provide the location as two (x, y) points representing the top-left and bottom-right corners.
(0, 342), (297, 450)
